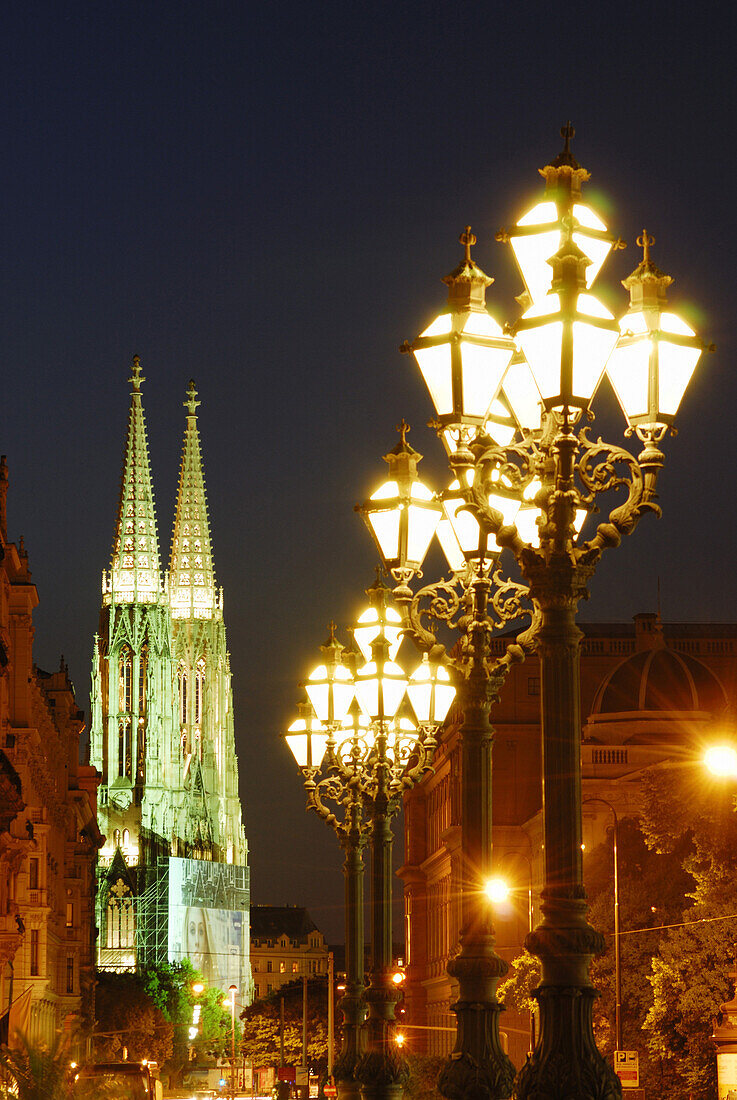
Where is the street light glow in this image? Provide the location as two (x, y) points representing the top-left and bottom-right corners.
(485, 877), (510, 904)
(704, 745), (737, 777)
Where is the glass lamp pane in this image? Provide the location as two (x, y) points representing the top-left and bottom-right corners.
(661, 312), (695, 337)
(406, 501), (442, 568)
(484, 398), (517, 446)
(386, 717), (419, 764)
(366, 508), (401, 564)
(414, 344), (453, 415)
(607, 340), (650, 421)
(501, 359), (543, 432)
(572, 230), (610, 289)
(460, 343), (514, 419)
(408, 656), (455, 725)
(355, 660), (408, 720)
(657, 341), (701, 416)
(305, 664), (354, 723)
(435, 515), (466, 573)
(516, 319), (564, 402)
(420, 313), (453, 338)
(443, 480), (481, 555)
(285, 718), (328, 768)
(510, 229), (560, 303)
(354, 606), (402, 662)
(571, 320), (619, 402)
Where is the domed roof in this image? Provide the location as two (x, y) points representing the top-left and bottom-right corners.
(591, 646), (726, 717)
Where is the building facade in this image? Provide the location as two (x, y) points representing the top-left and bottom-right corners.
(250, 906), (329, 1000)
(91, 361), (251, 999)
(400, 614), (737, 1064)
(0, 457), (102, 1051)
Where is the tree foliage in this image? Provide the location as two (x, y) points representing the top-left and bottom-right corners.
(639, 767), (737, 1100)
(0, 1032), (73, 1100)
(240, 979), (331, 1072)
(94, 970), (173, 1065)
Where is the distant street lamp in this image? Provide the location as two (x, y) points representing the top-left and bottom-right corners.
(223, 984), (239, 1100)
(357, 124), (707, 1100)
(583, 798), (621, 1053)
(285, 596), (454, 1100)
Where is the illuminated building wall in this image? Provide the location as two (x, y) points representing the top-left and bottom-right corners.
(91, 362), (250, 999)
(400, 615), (737, 1064)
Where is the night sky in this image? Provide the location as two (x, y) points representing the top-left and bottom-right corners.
(3, 3), (737, 945)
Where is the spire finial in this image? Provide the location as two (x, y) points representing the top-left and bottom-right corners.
(637, 229), (655, 264)
(129, 355), (145, 393)
(546, 120), (583, 172)
(460, 226), (476, 265)
(185, 379), (200, 417)
(397, 418), (410, 446)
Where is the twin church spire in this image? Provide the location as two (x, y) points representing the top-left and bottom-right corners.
(107, 360), (218, 615)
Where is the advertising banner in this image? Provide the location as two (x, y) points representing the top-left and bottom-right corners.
(168, 856), (250, 994)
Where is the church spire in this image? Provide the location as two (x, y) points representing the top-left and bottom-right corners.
(107, 357), (162, 604)
(169, 380), (218, 619)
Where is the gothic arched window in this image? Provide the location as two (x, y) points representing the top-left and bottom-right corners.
(119, 648), (133, 714)
(195, 658), (205, 725)
(106, 879), (135, 949)
(178, 663), (188, 725)
(138, 645), (148, 718)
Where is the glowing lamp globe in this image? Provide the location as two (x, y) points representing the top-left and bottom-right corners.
(305, 625), (354, 724)
(407, 655), (455, 726)
(509, 200), (613, 305)
(505, 128), (617, 305)
(354, 642), (408, 722)
(606, 232), (703, 437)
(284, 716), (329, 770)
(357, 423), (441, 578)
(514, 235), (619, 411)
(353, 575), (403, 662)
(407, 228), (516, 431)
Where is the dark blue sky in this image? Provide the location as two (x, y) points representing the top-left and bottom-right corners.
(3, 2), (736, 943)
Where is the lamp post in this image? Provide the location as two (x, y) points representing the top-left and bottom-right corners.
(286, 602), (453, 1100)
(358, 125), (706, 1100)
(223, 985), (239, 1100)
(583, 798), (621, 1054)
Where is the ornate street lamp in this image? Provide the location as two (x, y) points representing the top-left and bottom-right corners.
(462, 132), (707, 1100)
(357, 426), (535, 1100)
(286, 602), (450, 1100)
(360, 125), (707, 1100)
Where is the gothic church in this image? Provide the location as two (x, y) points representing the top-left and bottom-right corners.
(90, 358), (250, 996)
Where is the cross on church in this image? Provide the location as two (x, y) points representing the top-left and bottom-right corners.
(129, 355), (145, 392)
(185, 379), (201, 417)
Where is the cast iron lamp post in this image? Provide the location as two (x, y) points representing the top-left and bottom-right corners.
(286, 601), (455, 1100)
(360, 125), (707, 1100)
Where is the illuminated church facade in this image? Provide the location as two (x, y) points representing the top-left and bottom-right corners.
(90, 359), (250, 997)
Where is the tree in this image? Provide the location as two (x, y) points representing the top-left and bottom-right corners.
(140, 961), (236, 1082)
(241, 979), (331, 1073)
(585, 816), (693, 1096)
(498, 815), (694, 1095)
(639, 767), (737, 1100)
(94, 971), (173, 1065)
(0, 1032), (73, 1100)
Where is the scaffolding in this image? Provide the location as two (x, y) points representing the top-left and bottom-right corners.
(136, 856), (170, 968)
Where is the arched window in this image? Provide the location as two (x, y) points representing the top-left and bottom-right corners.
(113, 829), (121, 848)
(138, 645), (148, 717)
(106, 880), (135, 949)
(178, 664), (188, 725)
(195, 659), (205, 725)
(118, 717), (132, 778)
(119, 648), (132, 713)
(122, 829), (130, 848)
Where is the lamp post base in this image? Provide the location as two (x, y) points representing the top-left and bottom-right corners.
(438, 927), (515, 1100)
(515, 905), (622, 1100)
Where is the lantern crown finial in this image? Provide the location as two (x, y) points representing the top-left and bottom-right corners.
(442, 226), (493, 312)
(129, 355), (145, 393)
(539, 121), (591, 198)
(622, 228), (673, 309)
